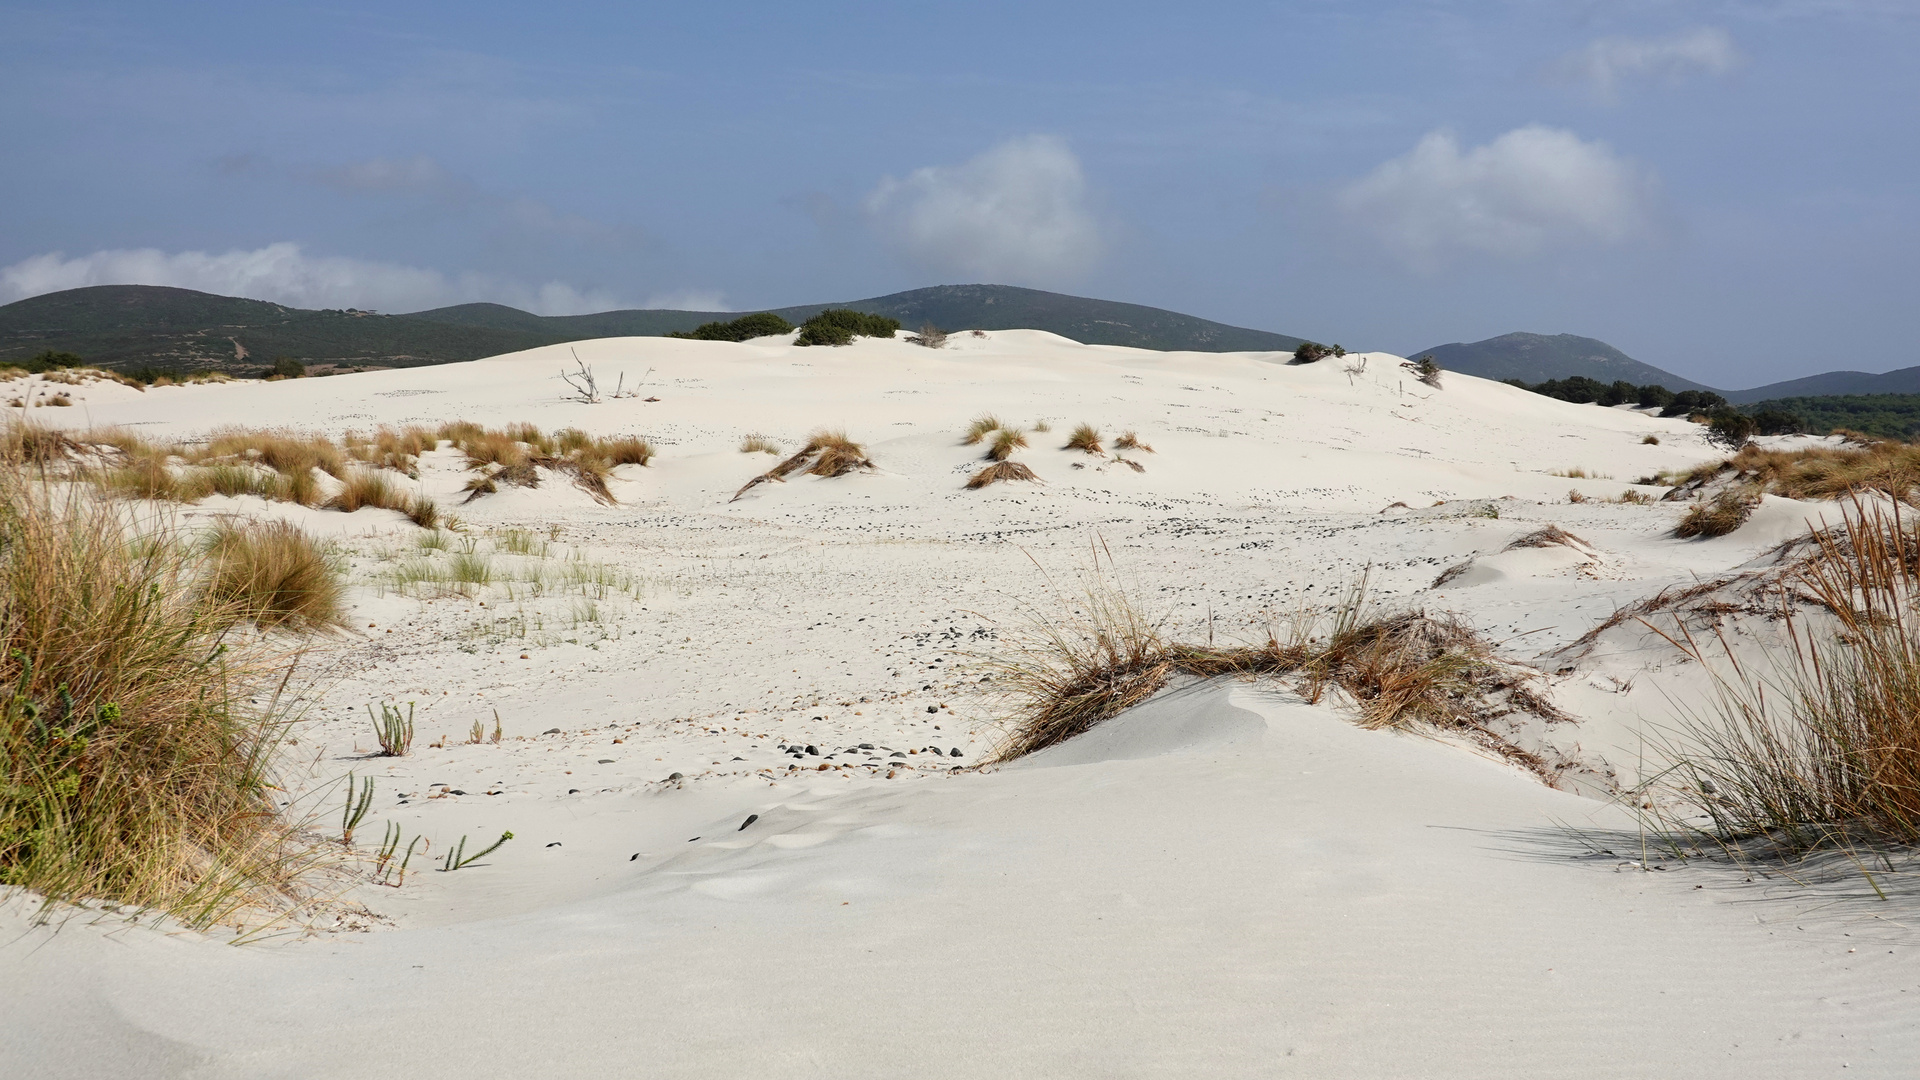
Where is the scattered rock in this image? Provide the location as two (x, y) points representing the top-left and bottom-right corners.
(546, 842), (562, 848)
(805, 745), (819, 755)
(597, 758), (615, 764)
(544, 728), (561, 734)
(926, 706), (939, 713)
(738, 814), (759, 831)
(568, 788), (580, 794)
(949, 748), (962, 757)
(450, 789), (467, 795)
(668, 772), (684, 780)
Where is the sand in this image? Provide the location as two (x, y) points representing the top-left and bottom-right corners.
(2, 332), (1910, 1078)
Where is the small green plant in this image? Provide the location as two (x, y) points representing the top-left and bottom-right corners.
(374, 823), (422, 886)
(440, 830), (513, 871)
(341, 773), (374, 846)
(491, 709), (503, 744)
(1404, 354), (1442, 388)
(369, 702), (414, 756)
(467, 719), (485, 745)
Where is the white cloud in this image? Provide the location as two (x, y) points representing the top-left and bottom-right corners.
(1338, 126), (1658, 269)
(865, 135), (1101, 284)
(641, 289), (728, 311)
(1556, 27), (1741, 100)
(0, 242), (624, 315)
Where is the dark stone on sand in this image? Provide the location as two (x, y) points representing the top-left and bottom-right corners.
(949, 748), (963, 757)
(598, 758), (615, 764)
(805, 745), (819, 755)
(926, 706), (938, 713)
(738, 814), (759, 831)
(668, 772), (684, 780)
(568, 788), (580, 794)
(450, 789), (467, 795)
(546, 842), (562, 848)
(544, 728), (562, 734)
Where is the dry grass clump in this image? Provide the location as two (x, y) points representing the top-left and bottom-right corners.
(988, 567), (1558, 773)
(987, 428), (1028, 461)
(741, 435), (780, 455)
(1642, 434), (1661, 445)
(1645, 500), (1920, 852)
(345, 425), (438, 475)
(966, 461), (1041, 489)
(0, 466), (310, 924)
(441, 421), (641, 506)
(1505, 525), (1589, 550)
(1617, 489), (1656, 505)
(198, 521), (346, 631)
(962, 415), (1004, 445)
(1114, 431), (1154, 453)
(1, 423), (80, 467)
(1064, 423), (1103, 454)
(45, 393), (72, 407)
(1671, 441), (1920, 506)
(1676, 488), (1761, 538)
(198, 428), (348, 484)
(731, 430), (874, 501)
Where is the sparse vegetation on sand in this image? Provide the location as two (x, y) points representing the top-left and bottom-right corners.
(1682, 440), (1920, 504)
(1676, 489), (1761, 538)
(740, 435), (781, 455)
(987, 428), (1028, 462)
(907, 323), (948, 348)
(0, 455), (315, 925)
(1065, 423), (1103, 454)
(966, 461), (1040, 489)
(1289, 342), (1346, 364)
(442, 421), (648, 506)
(1644, 500), (1920, 853)
(987, 565), (1563, 775)
(1403, 355), (1443, 388)
(962, 415), (1004, 445)
(1113, 431), (1153, 453)
(731, 430), (873, 501)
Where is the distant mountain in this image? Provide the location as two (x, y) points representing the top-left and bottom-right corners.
(411, 284), (1311, 354)
(1, 283), (1311, 373)
(1411, 332), (1716, 393)
(0, 285), (548, 371)
(1723, 367), (1920, 405)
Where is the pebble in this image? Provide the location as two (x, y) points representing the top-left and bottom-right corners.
(949, 748), (963, 757)
(926, 706), (939, 713)
(597, 758), (615, 764)
(544, 728), (562, 735)
(668, 772), (684, 780)
(546, 842), (562, 848)
(568, 788), (580, 794)
(738, 813), (759, 831)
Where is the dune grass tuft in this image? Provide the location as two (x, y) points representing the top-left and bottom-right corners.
(1645, 499), (1920, 853)
(199, 521), (346, 631)
(987, 427), (1028, 462)
(963, 415), (1004, 445)
(731, 430), (874, 501)
(740, 435), (780, 455)
(1065, 423), (1103, 454)
(966, 461), (1040, 489)
(1113, 431), (1154, 453)
(0, 464), (311, 925)
(1676, 489), (1761, 538)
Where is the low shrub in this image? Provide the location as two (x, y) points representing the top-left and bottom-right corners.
(1707, 410), (1757, 450)
(988, 428), (1028, 462)
(966, 461), (1040, 489)
(793, 309), (901, 347)
(668, 312), (794, 342)
(1290, 342), (1344, 364)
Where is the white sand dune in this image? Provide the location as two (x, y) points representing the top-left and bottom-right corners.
(3, 332), (1909, 1077)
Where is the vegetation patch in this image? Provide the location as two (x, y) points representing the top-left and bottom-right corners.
(731, 430), (873, 501)
(793, 309), (901, 347)
(966, 461), (1040, 489)
(0, 455), (319, 925)
(667, 312), (794, 342)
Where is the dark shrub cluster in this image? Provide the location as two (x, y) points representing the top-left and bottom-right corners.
(2, 351), (86, 375)
(1290, 341), (1346, 364)
(668, 312), (796, 342)
(793, 309), (902, 347)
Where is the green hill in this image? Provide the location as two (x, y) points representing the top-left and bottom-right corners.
(0, 283), (1312, 374)
(1412, 332), (1716, 393)
(0, 285), (549, 372)
(408, 284), (1312, 354)
(1741, 394), (1920, 440)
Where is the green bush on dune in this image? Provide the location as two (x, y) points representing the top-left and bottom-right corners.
(667, 312), (796, 342)
(793, 309), (902, 347)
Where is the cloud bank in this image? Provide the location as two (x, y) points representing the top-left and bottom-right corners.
(1338, 126), (1657, 269)
(0, 242), (623, 315)
(1556, 27), (1741, 100)
(865, 135), (1101, 284)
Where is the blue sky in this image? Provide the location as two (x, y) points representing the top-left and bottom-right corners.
(1, 1), (1914, 388)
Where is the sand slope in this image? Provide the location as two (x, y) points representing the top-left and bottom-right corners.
(4, 332), (1909, 1077)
